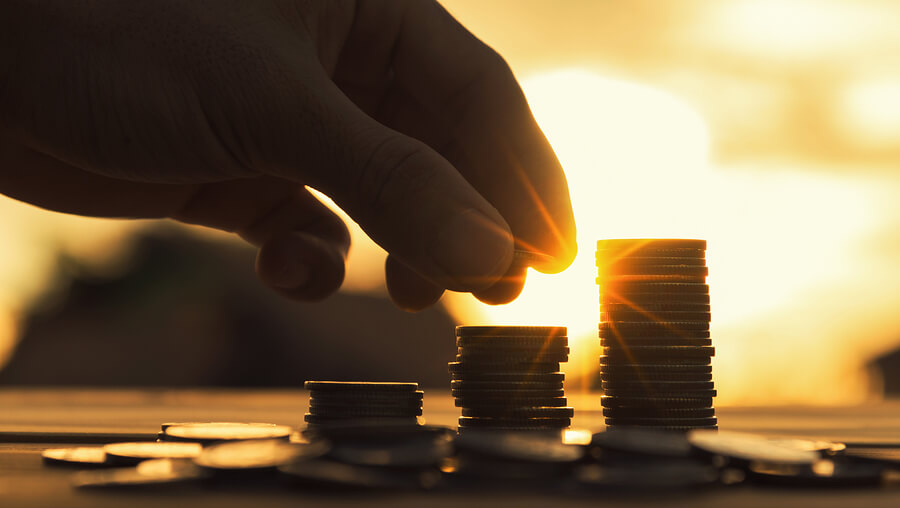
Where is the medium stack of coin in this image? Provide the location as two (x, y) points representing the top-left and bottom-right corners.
(451, 326), (573, 431)
(304, 381), (424, 429)
(596, 239), (717, 431)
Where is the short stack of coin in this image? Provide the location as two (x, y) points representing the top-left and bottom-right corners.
(304, 381), (423, 429)
(596, 239), (717, 431)
(451, 326), (573, 432)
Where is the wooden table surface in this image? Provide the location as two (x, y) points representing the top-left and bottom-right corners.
(1, 388), (900, 507)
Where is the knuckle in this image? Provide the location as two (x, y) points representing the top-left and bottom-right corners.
(356, 135), (438, 213)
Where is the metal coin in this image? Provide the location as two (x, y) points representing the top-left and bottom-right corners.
(42, 447), (109, 467)
(195, 438), (328, 470)
(73, 458), (208, 488)
(304, 381), (418, 392)
(455, 397), (568, 408)
(456, 326), (567, 337)
(461, 406), (575, 418)
(103, 442), (202, 466)
(457, 336), (568, 347)
(601, 396), (714, 408)
(602, 407), (716, 418)
(163, 423), (293, 444)
(688, 430), (819, 465)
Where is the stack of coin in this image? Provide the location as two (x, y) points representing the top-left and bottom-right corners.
(304, 382), (424, 429)
(596, 239), (717, 431)
(451, 326), (573, 432)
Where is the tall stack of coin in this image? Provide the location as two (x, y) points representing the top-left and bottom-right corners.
(304, 381), (423, 429)
(451, 326), (573, 432)
(596, 239), (717, 431)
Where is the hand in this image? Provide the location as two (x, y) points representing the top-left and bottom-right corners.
(0, 0), (576, 310)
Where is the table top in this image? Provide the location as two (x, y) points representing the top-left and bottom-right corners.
(2, 388), (900, 507)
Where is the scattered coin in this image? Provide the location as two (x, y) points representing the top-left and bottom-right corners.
(103, 442), (202, 466)
(194, 439), (328, 471)
(689, 430), (819, 465)
(42, 447), (108, 467)
(73, 458), (208, 488)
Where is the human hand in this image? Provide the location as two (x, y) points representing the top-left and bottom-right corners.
(0, 0), (575, 309)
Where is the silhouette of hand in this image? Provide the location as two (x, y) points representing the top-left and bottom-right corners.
(0, 0), (575, 309)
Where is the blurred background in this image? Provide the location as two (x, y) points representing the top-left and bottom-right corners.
(2, 0), (900, 405)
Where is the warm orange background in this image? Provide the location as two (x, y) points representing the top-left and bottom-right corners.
(2, 0), (900, 405)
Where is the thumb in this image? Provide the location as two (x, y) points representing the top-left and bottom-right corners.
(267, 75), (514, 292)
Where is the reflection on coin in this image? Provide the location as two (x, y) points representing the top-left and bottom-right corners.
(103, 442), (202, 465)
(195, 439), (328, 470)
(689, 430), (819, 465)
(73, 458), (207, 488)
(455, 429), (585, 463)
(590, 428), (693, 458)
(42, 447), (108, 467)
(163, 423), (293, 443)
(328, 433), (453, 467)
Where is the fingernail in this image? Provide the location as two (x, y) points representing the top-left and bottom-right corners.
(274, 260), (311, 289)
(429, 209), (513, 290)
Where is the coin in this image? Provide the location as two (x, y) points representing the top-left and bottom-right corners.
(278, 458), (432, 490)
(304, 381), (419, 392)
(602, 407), (716, 418)
(747, 460), (885, 487)
(450, 372), (566, 383)
(103, 442), (202, 466)
(451, 388), (566, 398)
(601, 337), (713, 347)
(599, 364), (713, 375)
(328, 433), (453, 467)
(456, 326), (567, 337)
(602, 293), (711, 306)
(605, 416), (718, 426)
(73, 458), (208, 488)
(307, 390), (424, 402)
(601, 396), (714, 408)
(456, 336), (568, 347)
(307, 405), (423, 417)
(596, 256), (707, 266)
(590, 428), (693, 458)
(596, 239), (707, 251)
(455, 397), (569, 408)
(461, 407), (575, 418)
(42, 447), (108, 467)
(602, 311), (711, 322)
(455, 429), (585, 462)
(601, 380), (715, 391)
(598, 266), (709, 278)
(458, 417), (571, 428)
(163, 423), (293, 443)
(599, 281), (709, 293)
(688, 430), (820, 465)
(601, 356), (712, 367)
(456, 346), (569, 358)
(448, 361), (561, 373)
(450, 380), (564, 390)
(195, 439), (327, 470)
(602, 303), (711, 312)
